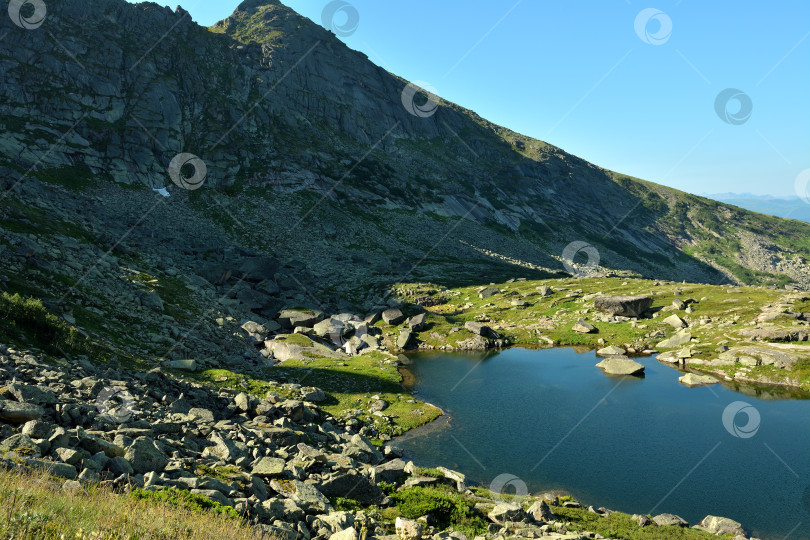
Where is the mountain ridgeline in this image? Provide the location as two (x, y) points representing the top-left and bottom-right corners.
(1, 0), (810, 303)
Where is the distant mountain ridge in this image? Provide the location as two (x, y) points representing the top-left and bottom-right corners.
(704, 193), (810, 224)
(1, 0), (810, 299)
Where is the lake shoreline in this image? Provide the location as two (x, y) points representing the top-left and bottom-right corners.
(392, 347), (807, 540)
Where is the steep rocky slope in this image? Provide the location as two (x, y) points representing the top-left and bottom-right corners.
(1, 0), (810, 303)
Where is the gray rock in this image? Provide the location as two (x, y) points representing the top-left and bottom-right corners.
(202, 431), (245, 463)
(678, 373), (718, 387)
(395, 517), (423, 540)
(593, 295), (653, 317)
(572, 319), (597, 334)
(124, 436), (168, 474)
(329, 528), (358, 540)
(632, 514), (651, 527)
(26, 458), (78, 479)
(696, 515), (745, 536)
(105, 456), (134, 475)
(652, 513), (688, 527)
(371, 458), (407, 484)
(251, 457), (286, 478)
(382, 308), (406, 325)
(595, 356), (645, 376)
(77, 428), (124, 458)
(596, 345), (625, 356)
(139, 291), (164, 312)
(260, 497), (306, 522)
(8, 383), (57, 405)
(56, 447), (82, 466)
(0, 433), (39, 455)
(0, 400), (43, 423)
(663, 314), (687, 329)
(21, 420), (53, 440)
(527, 500), (556, 522)
(488, 503), (529, 524)
(318, 471), (384, 505)
(478, 287), (500, 299)
(300, 387), (326, 402)
(269, 479), (331, 513)
(537, 285), (553, 297)
(396, 328), (414, 349)
(656, 330), (692, 349)
(408, 313), (427, 331)
(463, 321), (500, 339)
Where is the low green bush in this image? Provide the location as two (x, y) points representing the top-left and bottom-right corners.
(0, 292), (89, 356)
(391, 486), (487, 535)
(130, 488), (240, 520)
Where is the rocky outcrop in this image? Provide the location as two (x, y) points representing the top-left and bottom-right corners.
(0, 0), (808, 292)
(593, 296), (653, 318)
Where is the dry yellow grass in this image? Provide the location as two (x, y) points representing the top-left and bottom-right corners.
(0, 466), (266, 539)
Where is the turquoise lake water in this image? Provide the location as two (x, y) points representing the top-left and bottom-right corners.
(396, 347), (810, 540)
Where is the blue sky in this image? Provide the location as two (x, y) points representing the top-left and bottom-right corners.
(128, 1), (809, 197)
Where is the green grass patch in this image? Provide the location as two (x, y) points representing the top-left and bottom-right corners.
(552, 505), (727, 539)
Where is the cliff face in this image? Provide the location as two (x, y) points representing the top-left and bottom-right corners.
(1, 0), (809, 295)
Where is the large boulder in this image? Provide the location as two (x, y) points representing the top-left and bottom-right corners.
(478, 286), (500, 299)
(8, 383), (57, 405)
(593, 295), (653, 317)
(269, 479), (331, 513)
(572, 319), (597, 334)
(371, 458), (407, 484)
(663, 314), (687, 329)
(464, 321), (500, 339)
(488, 503), (529, 524)
(397, 329), (415, 349)
(595, 356), (645, 376)
(202, 431), (245, 463)
(0, 433), (40, 455)
(527, 500), (557, 522)
(251, 457), (286, 478)
(0, 400), (43, 423)
(124, 436), (168, 474)
(696, 515), (745, 536)
(382, 308), (406, 325)
(652, 513), (688, 527)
